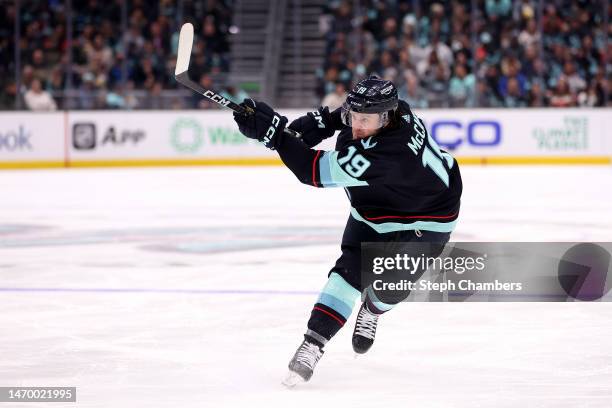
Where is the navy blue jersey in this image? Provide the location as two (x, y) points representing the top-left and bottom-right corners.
(275, 101), (462, 233)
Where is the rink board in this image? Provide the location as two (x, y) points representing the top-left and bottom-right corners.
(0, 109), (610, 168)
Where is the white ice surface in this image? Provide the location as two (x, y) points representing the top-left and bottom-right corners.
(1, 166), (611, 407)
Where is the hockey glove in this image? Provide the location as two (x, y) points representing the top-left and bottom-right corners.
(288, 106), (342, 147)
(233, 99), (288, 150)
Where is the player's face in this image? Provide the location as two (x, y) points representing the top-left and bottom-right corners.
(350, 112), (381, 139)
(352, 126), (379, 139)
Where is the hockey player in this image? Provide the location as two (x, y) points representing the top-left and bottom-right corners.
(232, 75), (462, 386)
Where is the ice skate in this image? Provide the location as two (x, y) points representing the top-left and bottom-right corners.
(352, 303), (380, 354)
(282, 339), (324, 387)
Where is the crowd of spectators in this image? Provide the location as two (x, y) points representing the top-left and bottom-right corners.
(0, 0), (233, 110)
(319, 0), (609, 109)
(1, 0), (608, 111)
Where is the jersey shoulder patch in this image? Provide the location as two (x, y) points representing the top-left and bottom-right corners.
(360, 136), (378, 150)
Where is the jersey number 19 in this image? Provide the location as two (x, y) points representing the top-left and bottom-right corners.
(338, 146), (371, 178)
(416, 118), (454, 187)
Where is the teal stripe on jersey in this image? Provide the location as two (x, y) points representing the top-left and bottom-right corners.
(319, 151), (368, 188)
(350, 208), (457, 233)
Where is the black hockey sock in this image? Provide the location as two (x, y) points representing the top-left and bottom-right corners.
(303, 272), (360, 347)
(305, 303), (347, 347)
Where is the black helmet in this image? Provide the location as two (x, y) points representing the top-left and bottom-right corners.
(341, 75), (398, 129)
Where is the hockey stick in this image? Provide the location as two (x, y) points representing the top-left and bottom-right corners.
(174, 23), (300, 138)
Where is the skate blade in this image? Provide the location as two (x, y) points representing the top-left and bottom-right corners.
(282, 371), (305, 388)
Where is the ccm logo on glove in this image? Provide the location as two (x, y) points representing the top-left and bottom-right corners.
(264, 115), (281, 146)
(311, 111), (325, 128)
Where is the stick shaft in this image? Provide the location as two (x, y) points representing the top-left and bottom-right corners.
(175, 72), (300, 138)
(175, 72), (251, 114)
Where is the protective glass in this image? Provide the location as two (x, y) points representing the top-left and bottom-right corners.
(340, 107), (390, 130)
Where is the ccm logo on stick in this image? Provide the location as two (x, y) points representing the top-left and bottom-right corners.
(203, 90), (231, 107)
(429, 120), (502, 150)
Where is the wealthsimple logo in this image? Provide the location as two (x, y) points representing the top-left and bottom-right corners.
(207, 127), (249, 145)
(532, 116), (588, 151)
(171, 119), (252, 153)
(171, 118), (204, 153)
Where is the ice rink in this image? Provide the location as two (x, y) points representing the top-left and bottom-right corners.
(1, 165), (611, 407)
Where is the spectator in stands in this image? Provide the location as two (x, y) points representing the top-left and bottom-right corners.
(518, 19), (540, 49)
(577, 83), (600, 107)
(562, 62), (587, 95)
(527, 82), (546, 107)
(369, 50), (399, 82)
(30, 49), (52, 82)
(498, 58), (527, 100)
(503, 77), (527, 107)
(400, 18), (428, 69)
(426, 63), (450, 108)
(347, 22), (377, 71)
(329, 1), (353, 44)
(417, 50), (446, 81)
(513, 0), (536, 21)
(85, 34), (114, 71)
(485, 0), (512, 18)
(88, 57), (109, 91)
(132, 58), (158, 88)
(480, 69), (502, 106)
(576, 35), (601, 80)
(20, 65), (35, 92)
(201, 15), (230, 72)
(520, 45), (540, 79)
(424, 35), (453, 70)
(24, 78), (57, 111)
(398, 70), (428, 109)
(380, 17), (400, 49)
(1, 82), (17, 108)
(321, 82), (347, 111)
(548, 77), (575, 107)
(319, 65), (341, 99)
(591, 68), (608, 107)
(449, 64), (476, 107)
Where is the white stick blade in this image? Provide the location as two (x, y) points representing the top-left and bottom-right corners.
(175, 23), (194, 76)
